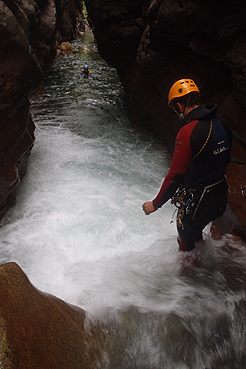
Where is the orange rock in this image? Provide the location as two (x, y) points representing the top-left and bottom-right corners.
(0, 263), (103, 369)
(59, 42), (73, 52)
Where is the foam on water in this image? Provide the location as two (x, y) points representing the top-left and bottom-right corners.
(0, 53), (177, 304)
(1, 37), (246, 368)
(1, 130), (171, 275)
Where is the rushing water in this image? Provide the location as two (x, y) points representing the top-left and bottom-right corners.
(1, 35), (246, 368)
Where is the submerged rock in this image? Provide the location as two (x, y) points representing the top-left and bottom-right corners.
(0, 262), (103, 369)
(58, 41), (74, 54)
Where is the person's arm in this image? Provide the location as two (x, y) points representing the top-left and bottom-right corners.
(143, 122), (196, 215)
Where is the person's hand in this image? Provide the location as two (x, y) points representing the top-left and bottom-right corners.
(142, 201), (158, 215)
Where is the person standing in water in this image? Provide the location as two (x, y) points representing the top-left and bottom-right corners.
(142, 79), (232, 252)
(81, 64), (93, 79)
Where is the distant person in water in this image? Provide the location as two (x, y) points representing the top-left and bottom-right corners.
(142, 79), (232, 252)
(81, 65), (93, 79)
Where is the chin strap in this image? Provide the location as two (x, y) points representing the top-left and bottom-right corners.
(178, 100), (189, 121)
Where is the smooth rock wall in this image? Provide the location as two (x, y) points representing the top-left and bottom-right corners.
(0, 262), (103, 368)
(0, 0), (83, 218)
(85, 0), (246, 238)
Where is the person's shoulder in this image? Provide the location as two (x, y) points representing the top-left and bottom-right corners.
(176, 121), (199, 146)
(179, 120), (199, 135)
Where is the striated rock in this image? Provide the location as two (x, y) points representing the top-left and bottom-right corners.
(55, 0), (83, 42)
(85, 0), (246, 237)
(0, 0), (43, 218)
(0, 0), (83, 219)
(28, 0), (58, 69)
(0, 0), (246, 237)
(0, 262), (103, 369)
(85, 0), (151, 90)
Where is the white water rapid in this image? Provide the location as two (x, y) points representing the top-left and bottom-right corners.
(0, 36), (246, 369)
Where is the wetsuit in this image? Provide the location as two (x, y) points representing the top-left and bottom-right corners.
(153, 104), (232, 251)
(81, 69), (92, 79)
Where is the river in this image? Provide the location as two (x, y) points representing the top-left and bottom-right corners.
(1, 35), (246, 368)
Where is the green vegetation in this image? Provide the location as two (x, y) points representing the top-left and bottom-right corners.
(82, 1), (88, 18)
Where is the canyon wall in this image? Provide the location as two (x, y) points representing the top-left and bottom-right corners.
(0, 0), (246, 365)
(0, 1), (105, 367)
(1, 0), (246, 234)
(0, 0), (83, 218)
(85, 0), (246, 238)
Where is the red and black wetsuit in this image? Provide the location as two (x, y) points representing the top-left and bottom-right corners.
(153, 104), (232, 251)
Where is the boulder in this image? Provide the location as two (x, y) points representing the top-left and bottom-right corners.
(58, 41), (74, 53)
(0, 262), (103, 369)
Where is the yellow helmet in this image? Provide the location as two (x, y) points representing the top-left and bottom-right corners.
(168, 79), (200, 106)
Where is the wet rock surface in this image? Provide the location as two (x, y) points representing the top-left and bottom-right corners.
(1, 0), (246, 234)
(0, 0), (246, 365)
(85, 0), (246, 237)
(0, 0), (84, 218)
(0, 262), (103, 368)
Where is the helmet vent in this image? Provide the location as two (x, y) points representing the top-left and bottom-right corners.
(168, 79), (200, 106)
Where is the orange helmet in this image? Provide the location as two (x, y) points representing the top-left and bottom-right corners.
(168, 79), (200, 106)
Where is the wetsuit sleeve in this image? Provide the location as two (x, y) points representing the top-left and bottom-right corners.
(153, 123), (196, 207)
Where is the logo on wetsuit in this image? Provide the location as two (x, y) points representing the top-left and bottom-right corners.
(214, 146), (229, 155)
(213, 140), (229, 155)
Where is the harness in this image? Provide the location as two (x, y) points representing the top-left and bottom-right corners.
(171, 178), (225, 229)
(171, 117), (224, 229)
